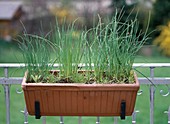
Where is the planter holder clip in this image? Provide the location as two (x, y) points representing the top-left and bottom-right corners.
(35, 101), (41, 119)
(120, 100), (126, 120)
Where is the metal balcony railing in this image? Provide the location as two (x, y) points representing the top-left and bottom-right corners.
(0, 63), (170, 124)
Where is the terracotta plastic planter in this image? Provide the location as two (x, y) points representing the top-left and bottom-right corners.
(22, 71), (139, 119)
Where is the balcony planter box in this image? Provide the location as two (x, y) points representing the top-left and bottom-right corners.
(21, 71), (140, 119)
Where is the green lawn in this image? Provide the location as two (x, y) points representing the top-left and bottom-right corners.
(0, 40), (170, 124)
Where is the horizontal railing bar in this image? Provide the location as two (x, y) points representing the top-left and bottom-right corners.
(138, 78), (170, 85)
(0, 78), (23, 84)
(0, 63), (170, 68)
(1, 78), (170, 85)
(133, 63), (170, 68)
(0, 63), (25, 68)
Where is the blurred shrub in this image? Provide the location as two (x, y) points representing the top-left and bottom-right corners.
(49, 5), (76, 24)
(150, 0), (170, 43)
(110, 0), (137, 22)
(153, 22), (170, 56)
(151, 0), (170, 28)
(110, 0), (152, 45)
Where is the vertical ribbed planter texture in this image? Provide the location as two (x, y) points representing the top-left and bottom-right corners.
(22, 71), (139, 118)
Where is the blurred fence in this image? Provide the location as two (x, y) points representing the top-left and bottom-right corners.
(0, 63), (170, 124)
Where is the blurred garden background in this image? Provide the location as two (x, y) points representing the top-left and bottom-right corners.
(0, 0), (170, 124)
(1, 0), (170, 60)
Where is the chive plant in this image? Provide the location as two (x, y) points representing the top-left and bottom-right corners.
(86, 12), (150, 84)
(19, 12), (150, 84)
(19, 34), (56, 83)
(52, 21), (87, 83)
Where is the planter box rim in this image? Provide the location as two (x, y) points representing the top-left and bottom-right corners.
(22, 71), (139, 90)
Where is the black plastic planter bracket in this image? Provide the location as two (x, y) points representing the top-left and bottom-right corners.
(35, 101), (41, 119)
(120, 101), (126, 120)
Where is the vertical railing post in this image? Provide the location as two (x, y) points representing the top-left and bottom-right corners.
(132, 110), (139, 124)
(168, 107), (170, 124)
(96, 117), (100, 124)
(3, 67), (10, 124)
(60, 116), (64, 124)
(21, 107), (28, 124)
(42, 116), (46, 124)
(78, 116), (82, 124)
(164, 107), (170, 124)
(150, 67), (155, 124)
(113, 117), (118, 124)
